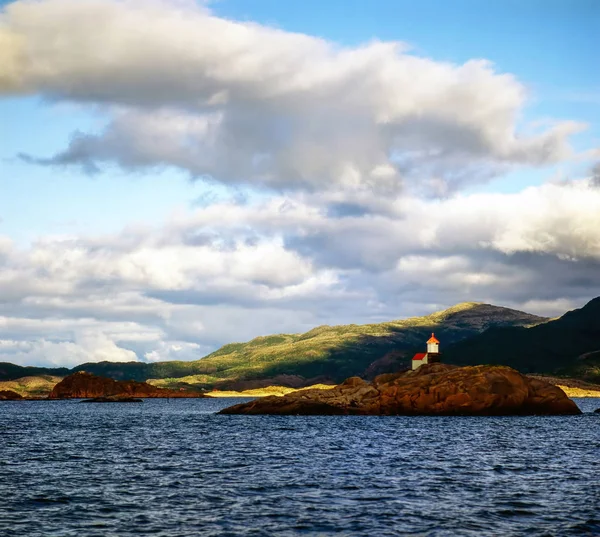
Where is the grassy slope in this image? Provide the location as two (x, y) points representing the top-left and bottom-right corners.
(191, 302), (546, 385)
(0, 302), (549, 385)
(5, 299), (600, 394)
(0, 375), (64, 397)
(135, 302), (543, 388)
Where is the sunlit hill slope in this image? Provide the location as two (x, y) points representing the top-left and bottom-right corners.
(0, 302), (546, 388)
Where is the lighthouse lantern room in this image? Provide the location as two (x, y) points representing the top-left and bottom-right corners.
(427, 333), (440, 354)
(412, 333), (441, 370)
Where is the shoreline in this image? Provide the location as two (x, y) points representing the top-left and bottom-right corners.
(3, 378), (600, 400)
(557, 386), (600, 398)
(205, 383), (600, 399)
(204, 384), (336, 398)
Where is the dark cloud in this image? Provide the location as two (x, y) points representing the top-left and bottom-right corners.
(592, 163), (600, 187)
(326, 202), (371, 218)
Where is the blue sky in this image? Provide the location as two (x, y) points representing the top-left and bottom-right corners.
(0, 0), (598, 366)
(1, 0), (598, 242)
(214, 0), (599, 147)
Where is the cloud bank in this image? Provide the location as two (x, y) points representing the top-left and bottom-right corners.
(1, 178), (599, 367)
(1, 0), (585, 195)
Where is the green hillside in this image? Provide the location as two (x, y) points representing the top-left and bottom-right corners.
(443, 297), (600, 382)
(188, 302), (546, 385)
(3, 298), (598, 388)
(0, 301), (543, 386)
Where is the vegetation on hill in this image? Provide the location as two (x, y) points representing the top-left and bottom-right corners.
(0, 363), (69, 382)
(1, 302), (544, 387)
(2, 298), (600, 389)
(0, 375), (63, 398)
(188, 302), (546, 386)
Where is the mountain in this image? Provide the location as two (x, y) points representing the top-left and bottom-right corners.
(0, 302), (544, 386)
(443, 297), (600, 382)
(2, 298), (598, 388)
(0, 363), (69, 382)
(187, 302), (546, 387)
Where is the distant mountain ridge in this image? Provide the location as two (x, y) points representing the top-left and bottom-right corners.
(0, 363), (69, 383)
(0, 302), (547, 386)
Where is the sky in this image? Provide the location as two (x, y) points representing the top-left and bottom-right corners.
(0, 0), (599, 368)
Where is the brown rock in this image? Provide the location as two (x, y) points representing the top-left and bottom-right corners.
(0, 390), (24, 400)
(219, 363), (581, 416)
(48, 371), (205, 399)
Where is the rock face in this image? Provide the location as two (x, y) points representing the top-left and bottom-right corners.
(49, 371), (204, 399)
(0, 390), (24, 400)
(219, 364), (581, 416)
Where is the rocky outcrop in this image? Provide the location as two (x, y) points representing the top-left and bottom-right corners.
(219, 364), (581, 416)
(0, 390), (24, 400)
(48, 371), (204, 399)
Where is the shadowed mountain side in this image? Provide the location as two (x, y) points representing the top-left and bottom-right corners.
(179, 302), (547, 386)
(0, 363), (69, 382)
(0, 302), (546, 386)
(443, 297), (600, 382)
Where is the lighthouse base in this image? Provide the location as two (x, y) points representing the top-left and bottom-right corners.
(412, 352), (441, 370)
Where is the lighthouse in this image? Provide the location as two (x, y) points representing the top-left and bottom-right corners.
(427, 333), (439, 354)
(412, 333), (441, 370)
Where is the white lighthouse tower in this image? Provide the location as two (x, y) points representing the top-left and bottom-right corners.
(427, 333), (440, 354)
(412, 333), (441, 370)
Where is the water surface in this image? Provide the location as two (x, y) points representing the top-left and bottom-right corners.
(1, 398), (599, 536)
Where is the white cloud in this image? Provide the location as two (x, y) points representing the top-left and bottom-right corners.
(144, 341), (201, 363)
(0, 332), (137, 368)
(0, 178), (599, 367)
(2, 0), (585, 194)
(168, 178), (600, 269)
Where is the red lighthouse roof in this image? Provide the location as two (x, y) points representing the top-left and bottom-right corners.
(412, 353), (427, 361)
(427, 333), (439, 344)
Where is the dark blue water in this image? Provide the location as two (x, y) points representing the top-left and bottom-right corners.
(1, 398), (599, 537)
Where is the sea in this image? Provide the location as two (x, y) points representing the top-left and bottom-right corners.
(0, 398), (599, 537)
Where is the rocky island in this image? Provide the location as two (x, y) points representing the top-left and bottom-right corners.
(219, 363), (581, 416)
(49, 371), (205, 399)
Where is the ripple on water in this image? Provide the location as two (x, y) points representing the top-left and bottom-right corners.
(0, 397), (599, 537)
